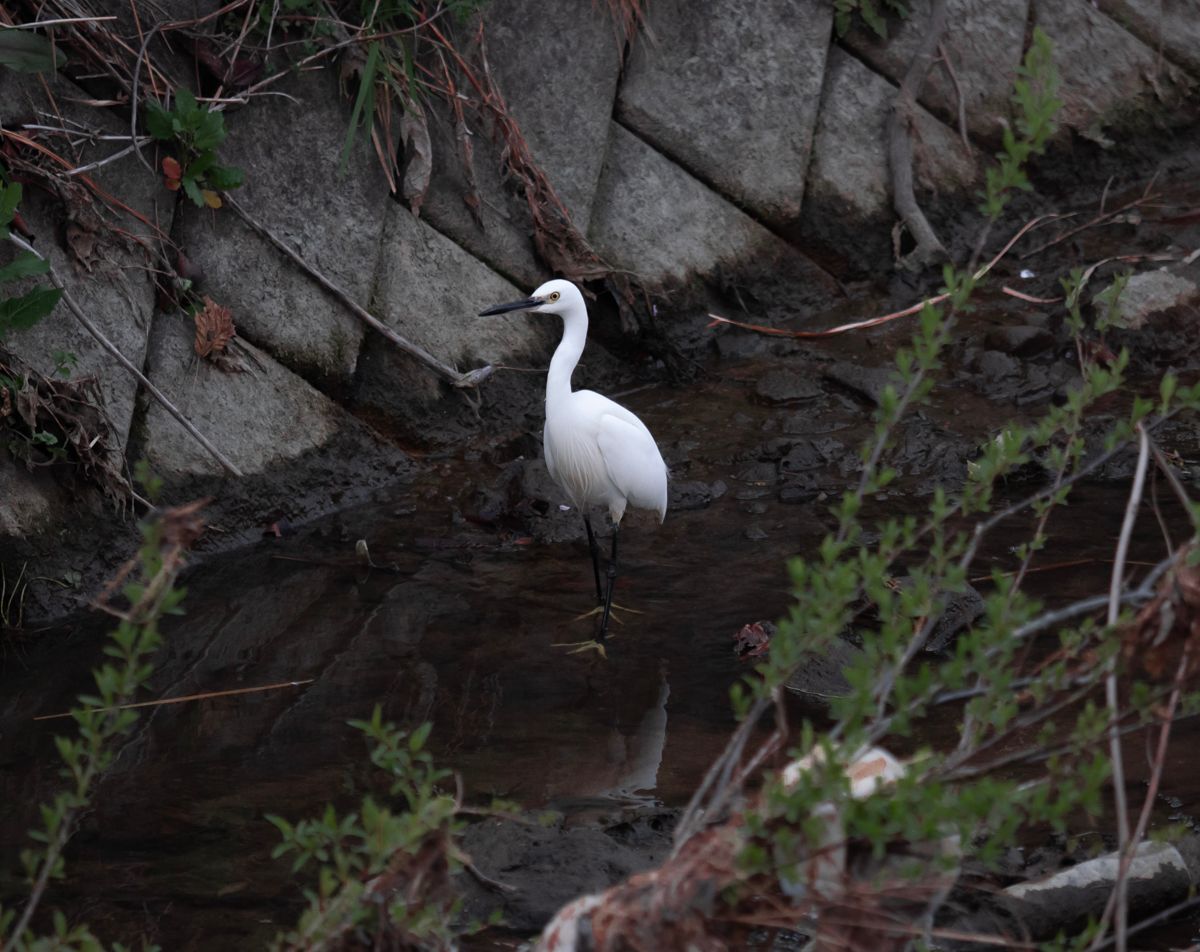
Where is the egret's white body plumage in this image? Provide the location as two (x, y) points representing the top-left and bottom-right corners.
(522, 280), (667, 525)
(479, 278), (667, 650)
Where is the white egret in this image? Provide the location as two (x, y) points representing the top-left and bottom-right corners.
(479, 279), (668, 654)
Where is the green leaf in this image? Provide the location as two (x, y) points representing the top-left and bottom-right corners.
(0, 182), (21, 228)
(341, 41), (380, 172)
(173, 86), (199, 118)
(191, 109), (227, 152)
(0, 250), (50, 285)
(144, 101), (175, 141)
(0, 286), (61, 335)
(0, 29), (68, 73)
(181, 176), (206, 208)
(205, 164), (244, 190)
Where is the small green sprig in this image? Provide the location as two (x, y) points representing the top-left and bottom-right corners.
(269, 706), (491, 951)
(0, 180), (61, 340)
(831, 0), (908, 39)
(145, 88), (244, 208)
(1, 488), (197, 952)
(980, 27), (1062, 219)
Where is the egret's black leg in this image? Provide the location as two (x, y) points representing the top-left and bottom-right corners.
(583, 515), (604, 605)
(598, 524), (620, 642)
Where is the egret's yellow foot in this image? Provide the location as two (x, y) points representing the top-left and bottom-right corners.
(571, 603), (643, 623)
(552, 638), (609, 659)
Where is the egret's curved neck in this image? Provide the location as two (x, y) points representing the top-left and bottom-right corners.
(546, 306), (587, 415)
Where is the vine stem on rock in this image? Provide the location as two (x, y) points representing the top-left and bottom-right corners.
(888, 0), (950, 270)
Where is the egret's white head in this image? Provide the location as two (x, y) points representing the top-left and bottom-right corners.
(478, 278), (583, 318)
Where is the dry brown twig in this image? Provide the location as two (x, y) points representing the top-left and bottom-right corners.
(1020, 183), (1163, 260)
(936, 40), (970, 149)
(33, 678), (315, 720)
(706, 211), (1063, 340)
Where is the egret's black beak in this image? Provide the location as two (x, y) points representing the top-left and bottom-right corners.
(479, 297), (541, 316)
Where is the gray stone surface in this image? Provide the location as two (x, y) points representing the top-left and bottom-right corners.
(1095, 268), (1198, 329)
(420, 105), (546, 290)
(799, 47), (979, 269)
(1034, 0), (1196, 139)
(355, 203), (556, 414)
(180, 70), (387, 387)
(842, 0), (1029, 142)
(0, 72), (159, 455)
(485, 0), (623, 234)
(0, 463), (61, 538)
(459, 815), (669, 931)
(419, 12), (553, 293)
(589, 122), (837, 299)
(618, 0), (832, 229)
(139, 314), (345, 477)
(1096, 0), (1200, 76)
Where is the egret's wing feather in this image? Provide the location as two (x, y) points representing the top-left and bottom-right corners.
(596, 413), (669, 522)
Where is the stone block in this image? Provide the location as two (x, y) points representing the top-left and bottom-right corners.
(1095, 0), (1200, 77)
(618, 0), (832, 229)
(354, 203), (557, 417)
(588, 122), (837, 305)
(1094, 268), (1199, 329)
(0, 71), (159, 455)
(139, 313), (346, 477)
(1035, 0), (1196, 139)
(485, 0), (623, 234)
(180, 70), (387, 387)
(420, 100), (545, 290)
(799, 48), (979, 270)
(841, 0), (1029, 143)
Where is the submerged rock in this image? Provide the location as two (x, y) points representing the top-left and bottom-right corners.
(457, 810), (675, 932)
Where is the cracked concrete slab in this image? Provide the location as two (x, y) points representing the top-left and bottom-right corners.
(139, 314), (345, 477)
(485, 0), (623, 235)
(799, 47), (979, 271)
(1095, 0), (1200, 77)
(180, 70), (387, 388)
(842, 0), (1029, 143)
(588, 122), (838, 306)
(354, 202), (556, 417)
(0, 71), (160, 456)
(1035, 0), (1196, 141)
(617, 0), (832, 230)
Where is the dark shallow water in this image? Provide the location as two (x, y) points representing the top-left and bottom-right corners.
(3, 319), (1200, 947)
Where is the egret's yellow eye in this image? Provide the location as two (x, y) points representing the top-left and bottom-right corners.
(548, 291), (561, 302)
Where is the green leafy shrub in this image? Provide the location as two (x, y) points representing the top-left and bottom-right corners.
(0, 181), (61, 340)
(145, 88), (245, 208)
(0, 490), (202, 951)
(269, 707), (491, 951)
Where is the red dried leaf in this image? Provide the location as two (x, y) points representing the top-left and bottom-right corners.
(162, 155), (182, 191)
(734, 621), (774, 660)
(193, 296), (235, 359)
